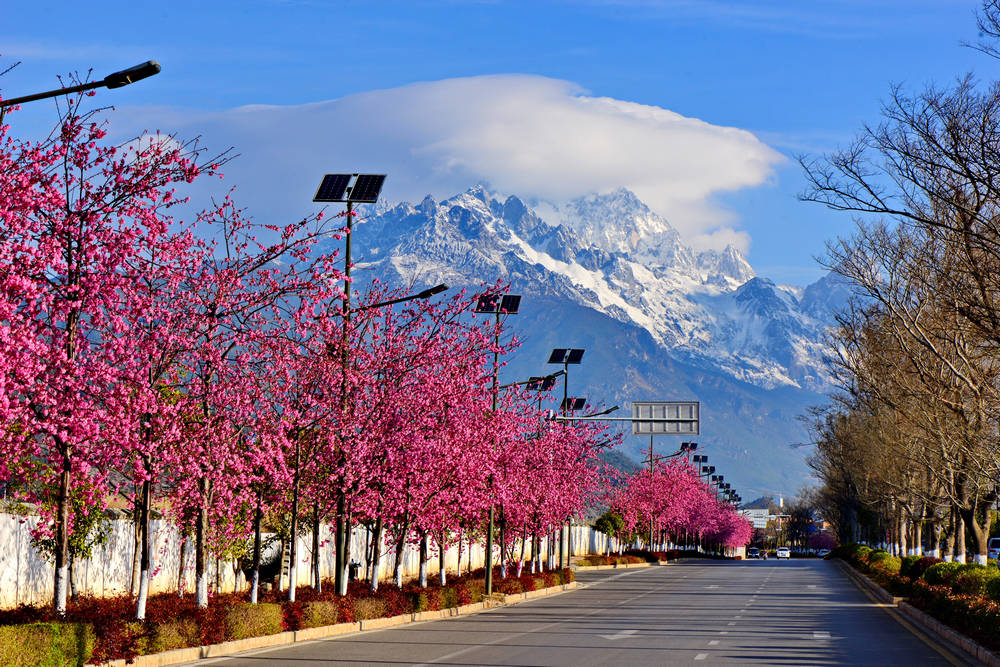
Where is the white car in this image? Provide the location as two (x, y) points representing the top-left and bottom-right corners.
(776, 547), (791, 559)
(817, 548), (831, 558)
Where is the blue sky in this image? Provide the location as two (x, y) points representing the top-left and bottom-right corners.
(2, 0), (993, 284)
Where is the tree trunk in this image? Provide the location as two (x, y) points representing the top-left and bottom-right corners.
(52, 452), (71, 616)
(369, 516), (383, 592)
(418, 532), (429, 588)
(438, 532), (447, 586)
(312, 501), (321, 592)
(195, 479), (210, 608)
(392, 512), (409, 587)
(249, 495), (262, 604)
(177, 535), (187, 597)
(334, 491), (347, 596)
(136, 478), (152, 620)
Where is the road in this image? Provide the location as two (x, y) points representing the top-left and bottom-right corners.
(199, 559), (961, 666)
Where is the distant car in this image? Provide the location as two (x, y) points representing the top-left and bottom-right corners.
(776, 547), (791, 559)
(817, 548), (831, 558)
(989, 538), (1000, 561)
(747, 547), (760, 559)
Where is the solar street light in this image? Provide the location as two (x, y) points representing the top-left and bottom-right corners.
(560, 397), (586, 412)
(473, 291), (522, 595)
(311, 172), (386, 598)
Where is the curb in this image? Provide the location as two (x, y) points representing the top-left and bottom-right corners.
(88, 581), (577, 667)
(836, 559), (1000, 667)
(573, 560), (670, 571)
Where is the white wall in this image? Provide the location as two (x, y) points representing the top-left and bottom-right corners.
(0, 513), (608, 608)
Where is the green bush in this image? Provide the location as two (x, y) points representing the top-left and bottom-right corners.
(953, 568), (1000, 596)
(854, 545), (874, 562)
(923, 561), (964, 586)
(300, 601), (338, 629)
(899, 555), (921, 579)
(440, 586), (459, 609)
(465, 578), (485, 601)
(140, 617), (199, 654)
(986, 576), (1000, 602)
(411, 592), (429, 613)
(867, 551), (901, 574)
(223, 603), (283, 641)
(0, 622), (95, 667)
(353, 597), (389, 620)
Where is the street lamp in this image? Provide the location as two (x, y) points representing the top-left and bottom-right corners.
(474, 292), (521, 595)
(0, 61), (161, 121)
(547, 347), (584, 568)
(313, 173), (387, 596)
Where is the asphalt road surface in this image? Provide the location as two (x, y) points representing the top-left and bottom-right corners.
(198, 559), (963, 666)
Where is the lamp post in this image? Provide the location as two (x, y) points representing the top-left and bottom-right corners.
(0, 61), (161, 122)
(474, 292), (521, 595)
(547, 348), (584, 567)
(313, 173), (387, 596)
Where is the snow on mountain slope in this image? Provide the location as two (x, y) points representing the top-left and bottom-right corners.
(332, 186), (836, 392)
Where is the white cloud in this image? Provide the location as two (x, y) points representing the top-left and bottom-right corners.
(109, 74), (782, 251)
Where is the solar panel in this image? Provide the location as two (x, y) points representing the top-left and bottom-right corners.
(561, 397), (586, 411)
(474, 295), (499, 313)
(313, 174), (351, 202)
(566, 348), (585, 364)
(525, 376), (544, 391)
(541, 376), (556, 391)
(499, 294), (521, 314)
(548, 348), (568, 364)
(348, 174), (386, 203)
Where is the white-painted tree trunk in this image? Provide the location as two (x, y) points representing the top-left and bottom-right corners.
(954, 552), (966, 563)
(370, 556), (381, 592)
(196, 572), (208, 607)
(288, 562), (297, 601)
(943, 554), (953, 562)
(249, 570), (259, 604)
(929, 548), (940, 558)
(54, 565), (68, 615)
(974, 554), (988, 565)
(418, 559), (428, 588)
(136, 569), (150, 619)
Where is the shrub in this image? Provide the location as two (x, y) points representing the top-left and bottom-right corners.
(899, 555), (921, 579)
(867, 552), (901, 575)
(465, 579), (485, 602)
(0, 622), (95, 667)
(299, 601), (338, 629)
(352, 597), (389, 621)
(141, 618), (199, 654)
(953, 568), (1000, 597)
(223, 603), (283, 641)
(908, 556), (943, 581)
(440, 586), (459, 609)
(923, 561), (964, 586)
(986, 576), (1000, 602)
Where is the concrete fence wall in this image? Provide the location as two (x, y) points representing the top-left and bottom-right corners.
(0, 513), (609, 608)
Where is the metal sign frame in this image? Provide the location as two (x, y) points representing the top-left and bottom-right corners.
(631, 401), (699, 436)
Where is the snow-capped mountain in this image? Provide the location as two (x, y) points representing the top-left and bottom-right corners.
(320, 186), (843, 496)
(341, 186), (832, 392)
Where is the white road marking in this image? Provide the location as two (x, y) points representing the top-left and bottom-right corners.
(707, 585), (719, 589)
(695, 653), (708, 660)
(814, 631), (831, 639)
(719, 631), (729, 635)
(598, 629), (639, 640)
(727, 622), (736, 626)
(708, 640), (719, 646)
(808, 585), (816, 589)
